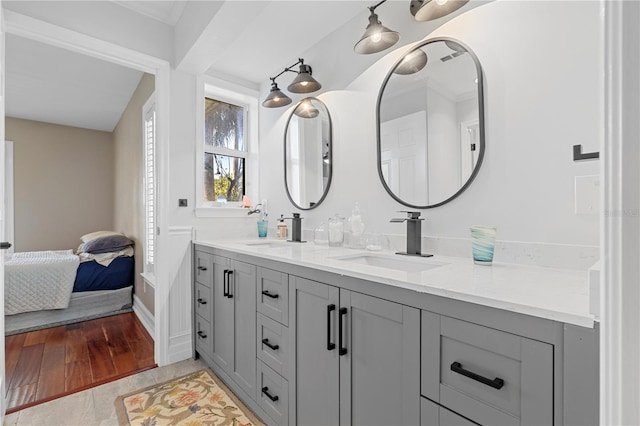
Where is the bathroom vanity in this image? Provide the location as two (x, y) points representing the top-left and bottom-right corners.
(192, 240), (598, 426)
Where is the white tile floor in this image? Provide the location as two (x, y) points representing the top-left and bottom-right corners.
(3, 358), (208, 426)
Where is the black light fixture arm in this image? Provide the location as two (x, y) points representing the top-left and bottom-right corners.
(269, 58), (312, 83)
(369, 0), (388, 13)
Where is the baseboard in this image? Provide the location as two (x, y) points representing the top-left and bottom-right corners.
(168, 331), (193, 363)
(133, 294), (155, 337)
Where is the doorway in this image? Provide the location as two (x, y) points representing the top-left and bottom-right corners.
(1, 15), (171, 414)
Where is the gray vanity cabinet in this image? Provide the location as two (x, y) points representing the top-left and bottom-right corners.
(210, 254), (257, 399)
(421, 310), (553, 425)
(194, 251), (214, 360)
(291, 276), (421, 426)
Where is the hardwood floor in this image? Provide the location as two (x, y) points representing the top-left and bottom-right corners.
(4, 312), (156, 413)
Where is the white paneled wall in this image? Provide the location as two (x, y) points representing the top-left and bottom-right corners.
(166, 226), (194, 363)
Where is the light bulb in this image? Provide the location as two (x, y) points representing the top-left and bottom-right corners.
(435, 0), (448, 5)
(372, 32), (382, 43)
(300, 81), (308, 86)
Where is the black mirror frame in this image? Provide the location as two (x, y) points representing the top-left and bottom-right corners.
(284, 97), (333, 210)
(376, 37), (486, 209)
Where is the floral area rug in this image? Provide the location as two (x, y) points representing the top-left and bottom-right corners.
(115, 369), (264, 426)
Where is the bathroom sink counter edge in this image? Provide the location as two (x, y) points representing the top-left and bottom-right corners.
(194, 238), (594, 328)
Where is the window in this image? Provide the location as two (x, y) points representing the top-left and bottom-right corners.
(196, 77), (259, 216)
(143, 95), (156, 273)
(204, 97), (246, 203)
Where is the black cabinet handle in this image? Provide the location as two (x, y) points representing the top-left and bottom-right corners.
(0, 242), (12, 250)
(261, 386), (279, 402)
(197, 298), (207, 305)
(450, 361), (504, 390)
(197, 330), (207, 339)
(262, 290), (279, 299)
(327, 304), (336, 351)
(197, 265), (207, 271)
(339, 307), (348, 356)
(226, 270), (234, 298)
(261, 338), (280, 351)
(223, 270), (229, 297)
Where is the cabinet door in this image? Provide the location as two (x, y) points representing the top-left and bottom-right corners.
(230, 260), (257, 398)
(339, 290), (421, 426)
(291, 276), (340, 426)
(211, 255), (234, 371)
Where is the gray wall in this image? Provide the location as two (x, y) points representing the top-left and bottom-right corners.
(6, 117), (114, 251)
(113, 72), (155, 315)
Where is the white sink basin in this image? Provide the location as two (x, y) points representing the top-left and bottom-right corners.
(333, 254), (446, 273)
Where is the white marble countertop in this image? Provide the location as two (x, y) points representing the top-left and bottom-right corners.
(194, 238), (594, 328)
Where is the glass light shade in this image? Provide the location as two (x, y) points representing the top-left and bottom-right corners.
(410, 0), (469, 21)
(354, 12), (399, 54)
(262, 82), (292, 108)
(393, 49), (428, 75)
(288, 64), (322, 93)
(294, 100), (320, 118)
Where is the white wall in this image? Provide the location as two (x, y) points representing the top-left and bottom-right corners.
(2, 1), (173, 62)
(258, 0), (601, 248)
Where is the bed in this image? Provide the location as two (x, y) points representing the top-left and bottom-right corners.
(4, 232), (135, 335)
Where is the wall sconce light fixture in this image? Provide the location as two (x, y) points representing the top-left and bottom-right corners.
(293, 99), (320, 118)
(262, 58), (322, 108)
(355, 0), (470, 55)
(354, 0), (399, 54)
(410, 0), (469, 22)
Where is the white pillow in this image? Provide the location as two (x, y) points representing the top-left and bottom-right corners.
(80, 230), (124, 243)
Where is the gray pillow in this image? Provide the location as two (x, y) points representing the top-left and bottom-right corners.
(83, 234), (134, 254)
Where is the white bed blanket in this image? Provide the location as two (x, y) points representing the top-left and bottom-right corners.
(5, 250), (80, 315)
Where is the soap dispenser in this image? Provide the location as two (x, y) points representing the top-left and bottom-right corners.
(277, 215), (288, 240)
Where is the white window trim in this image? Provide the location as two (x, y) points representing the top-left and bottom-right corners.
(142, 93), (156, 278)
(195, 75), (259, 218)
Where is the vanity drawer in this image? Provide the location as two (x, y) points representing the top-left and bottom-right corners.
(194, 316), (212, 357)
(257, 313), (289, 377)
(257, 360), (289, 425)
(422, 313), (554, 426)
(194, 250), (212, 286)
(421, 397), (478, 426)
(257, 267), (289, 326)
(194, 283), (212, 323)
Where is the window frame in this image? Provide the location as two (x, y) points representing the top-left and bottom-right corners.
(142, 93), (156, 277)
(196, 76), (259, 218)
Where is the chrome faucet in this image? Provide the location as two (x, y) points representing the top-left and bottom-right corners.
(390, 211), (432, 257)
(282, 213), (306, 243)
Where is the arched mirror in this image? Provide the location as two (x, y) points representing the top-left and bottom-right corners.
(377, 38), (485, 208)
(285, 97), (332, 210)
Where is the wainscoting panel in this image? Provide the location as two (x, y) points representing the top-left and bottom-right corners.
(167, 226), (194, 362)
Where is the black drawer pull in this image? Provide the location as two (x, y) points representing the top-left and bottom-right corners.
(197, 266), (207, 271)
(450, 361), (504, 390)
(223, 270), (229, 297)
(197, 330), (207, 339)
(327, 304), (336, 351)
(226, 270), (234, 298)
(262, 290), (279, 299)
(197, 298), (207, 305)
(261, 338), (280, 351)
(339, 307), (348, 356)
(261, 386), (279, 402)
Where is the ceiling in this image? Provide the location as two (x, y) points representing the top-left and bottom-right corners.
(3, 0), (368, 132)
(5, 33), (144, 132)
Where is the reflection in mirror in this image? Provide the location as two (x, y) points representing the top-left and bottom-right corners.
(378, 38), (484, 208)
(285, 97), (332, 210)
